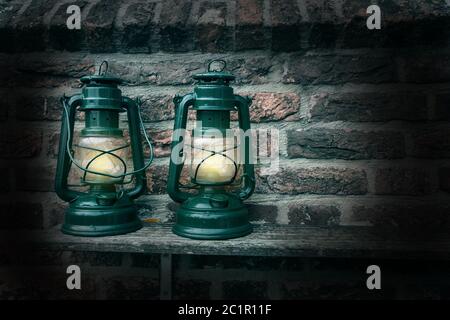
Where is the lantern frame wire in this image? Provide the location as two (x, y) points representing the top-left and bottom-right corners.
(61, 96), (154, 185)
(188, 141), (240, 187)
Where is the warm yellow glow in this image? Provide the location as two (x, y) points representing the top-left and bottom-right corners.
(195, 154), (236, 183)
(190, 136), (238, 184)
(76, 136), (127, 184)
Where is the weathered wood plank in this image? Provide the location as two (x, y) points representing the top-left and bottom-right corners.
(3, 223), (450, 259)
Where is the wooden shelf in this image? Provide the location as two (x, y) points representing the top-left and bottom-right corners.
(9, 223), (450, 260)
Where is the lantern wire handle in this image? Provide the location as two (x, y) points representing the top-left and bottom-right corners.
(98, 61), (108, 76)
(207, 59), (226, 72)
(61, 97), (154, 181)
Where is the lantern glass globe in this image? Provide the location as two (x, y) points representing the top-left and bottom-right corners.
(190, 136), (239, 185)
(75, 136), (128, 184)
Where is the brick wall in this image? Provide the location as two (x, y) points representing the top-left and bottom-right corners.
(1, 0), (450, 299)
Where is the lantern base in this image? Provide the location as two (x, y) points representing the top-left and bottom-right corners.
(172, 191), (252, 240)
(61, 194), (142, 237)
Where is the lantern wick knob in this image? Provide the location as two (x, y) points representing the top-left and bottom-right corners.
(98, 60), (109, 76)
(207, 59), (226, 72)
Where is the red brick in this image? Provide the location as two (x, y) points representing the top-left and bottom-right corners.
(159, 0), (195, 52)
(146, 129), (172, 158)
(235, 0), (266, 50)
(288, 203), (341, 226)
(283, 52), (396, 84)
(256, 166), (368, 195)
(138, 94), (175, 122)
(119, 1), (158, 53)
(308, 91), (428, 122)
(287, 128), (406, 159)
(194, 2), (233, 52)
(233, 92), (300, 122)
(84, 0), (117, 52)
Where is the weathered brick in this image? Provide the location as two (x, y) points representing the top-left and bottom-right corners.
(147, 164), (169, 194)
(223, 280), (268, 300)
(194, 2), (233, 52)
(308, 91), (428, 122)
(0, 202), (44, 229)
(107, 54), (275, 86)
(8, 0), (56, 52)
(308, 23), (340, 48)
(0, 2), (23, 53)
(13, 53), (94, 88)
(283, 52), (396, 84)
(235, 0), (265, 51)
(302, 0), (342, 48)
(287, 128), (405, 160)
(435, 93), (450, 120)
(47, 131), (60, 158)
(84, 0), (117, 52)
(257, 166), (368, 195)
(118, 1), (158, 53)
(174, 279), (211, 300)
(440, 168), (450, 193)
(102, 276), (159, 300)
(0, 128), (42, 159)
(233, 92), (300, 122)
(288, 203), (340, 226)
(138, 94), (175, 121)
(375, 167), (436, 195)
(270, 0), (301, 52)
(247, 203), (278, 223)
(147, 164), (189, 194)
(146, 129), (172, 158)
(16, 94), (62, 121)
(410, 128), (450, 159)
(45, 196), (67, 228)
(48, 0), (87, 51)
(159, 0), (195, 52)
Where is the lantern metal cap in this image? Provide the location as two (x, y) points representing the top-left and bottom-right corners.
(80, 75), (123, 85)
(193, 59), (235, 83)
(80, 61), (123, 85)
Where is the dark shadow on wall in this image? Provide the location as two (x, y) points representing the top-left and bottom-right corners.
(0, 0), (450, 299)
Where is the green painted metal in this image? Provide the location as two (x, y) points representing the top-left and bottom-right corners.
(167, 59), (255, 240)
(55, 62), (150, 237)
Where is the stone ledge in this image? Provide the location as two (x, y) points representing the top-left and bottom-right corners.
(4, 223), (450, 260)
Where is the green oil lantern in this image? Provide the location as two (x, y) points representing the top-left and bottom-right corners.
(167, 59), (255, 240)
(55, 62), (153, 237)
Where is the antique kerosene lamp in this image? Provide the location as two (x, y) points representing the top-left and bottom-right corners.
(55, 62), (153, 236)
(167, 60), (255, 239)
